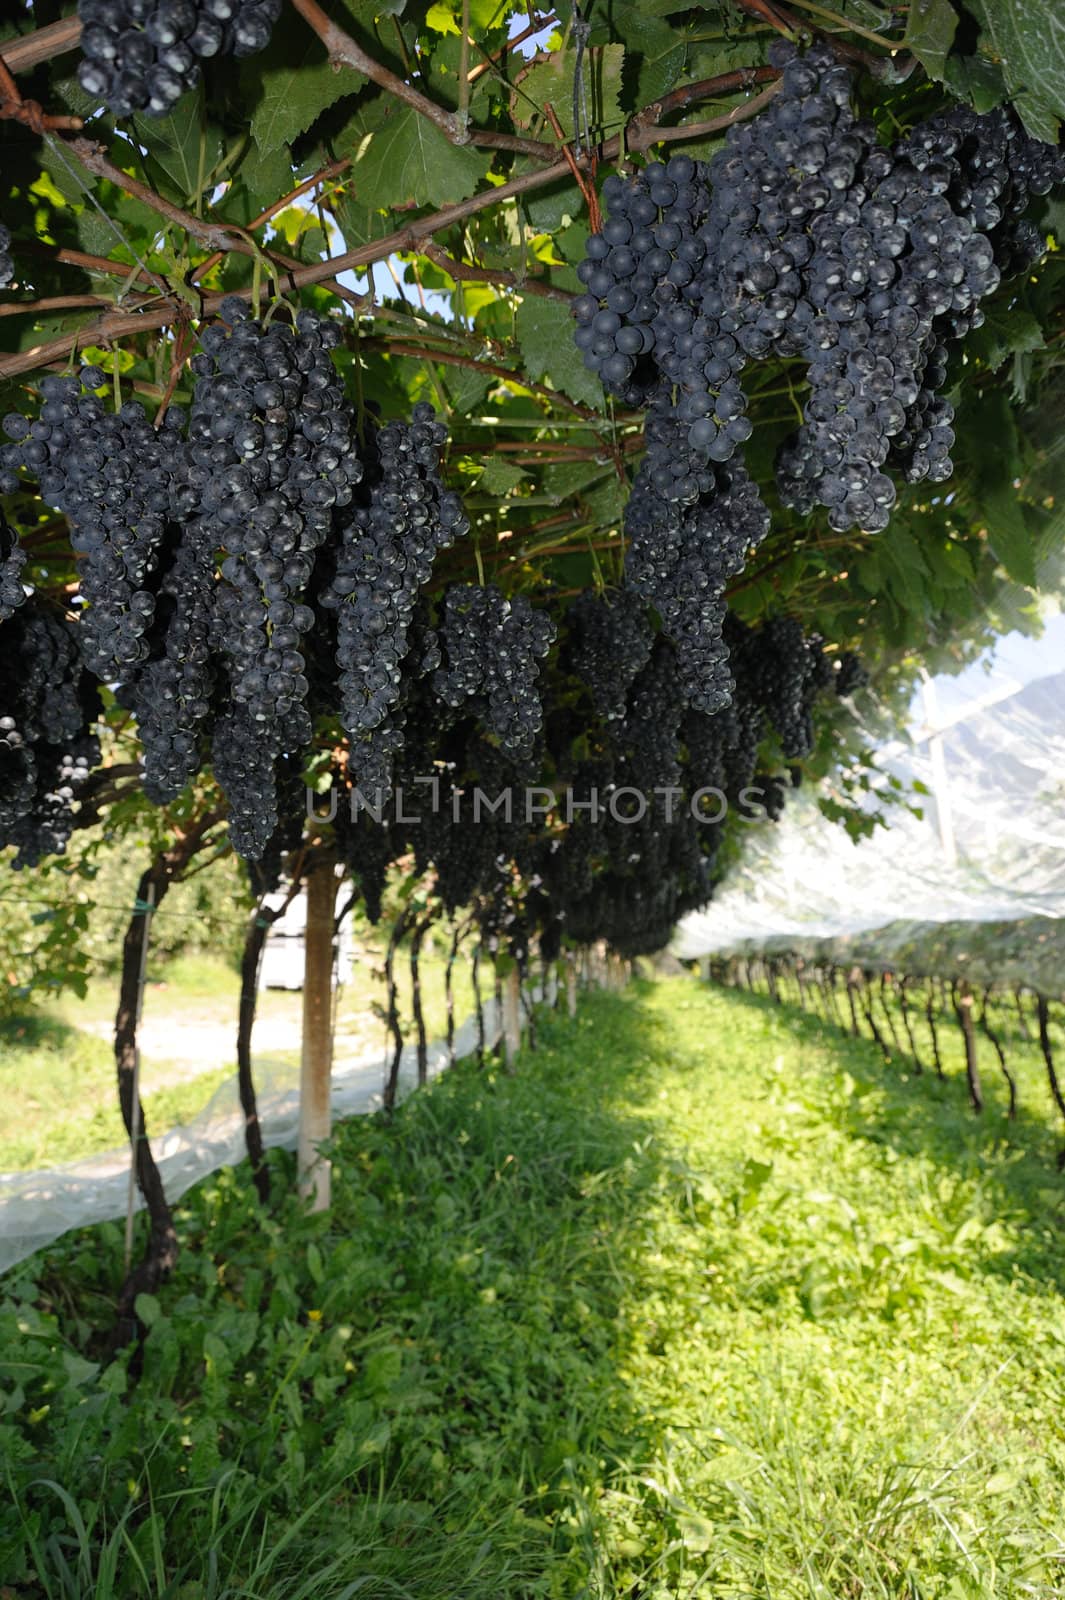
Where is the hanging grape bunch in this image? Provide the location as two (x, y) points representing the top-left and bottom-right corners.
(573, 42), (1065, 719)
(1, 366), (191, 684)
(0, 511), (28, 624)
(323, 403), (468, 797)
(0, 604), (101, 869)
(562, 589), (654, 722)
(435, 584), (557, 759)
(77, 0), (283, 118)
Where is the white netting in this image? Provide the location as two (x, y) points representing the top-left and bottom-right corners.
(674, 659), (1065, 969)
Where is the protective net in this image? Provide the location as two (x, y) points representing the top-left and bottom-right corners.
(674, 652), (1065, 989)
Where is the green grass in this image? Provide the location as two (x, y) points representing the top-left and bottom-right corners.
(3, 977), (1065, 1597)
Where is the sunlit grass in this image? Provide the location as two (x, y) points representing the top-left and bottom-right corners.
(3, 976), (1065, 1596)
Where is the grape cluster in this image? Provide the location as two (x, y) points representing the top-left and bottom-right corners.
(333, 790), (395, 924)
(750, 772), (788, 822)
(570, 153), (770, 705)
(0, 309), (483, 860)
(123, 517), (218, 803)
(625, 448), (770, 714)
(0, 226), (12, 291)
(323, 404), (467, 793)
(189, 298), (363, 848)
(247, 757), (306, 896)
(435, 584), (556, 758)
(0, 604), (101, 869)
(0, 511), (28, 623)
(77, 0), (281, 118)
(1, 367), (188, 681)
(562, 587), (653, 721)
(729, 615), (844, 761)
(573, 52), (1064, 714)
(620, 636), (686, 791)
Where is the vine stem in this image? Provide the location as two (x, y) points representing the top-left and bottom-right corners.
(362, 337), (600, 417)
(422, 241), (575, 305)
(0, 49), (81, 131)
(457, 0), (471, 138)
(288, 0), (473, 144)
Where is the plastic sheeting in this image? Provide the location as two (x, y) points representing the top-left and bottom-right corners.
(0, 984), (539, 1278)
(674, 666), (1065, 974)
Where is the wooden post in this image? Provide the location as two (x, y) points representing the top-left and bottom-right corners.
(299, 852), (336, 1211)
(566, 951), (578, 1018)
(503, 965), (522, 1067)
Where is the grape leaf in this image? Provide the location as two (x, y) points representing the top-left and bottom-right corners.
(348, 104), (491, 208)
(133, 87), (221, 203)
(513, 44), (626, 141)
(240, 141), (296, 216)
(516, 295), (604, 409)
(541, 460), (611, 503)
(248, 13), (362, 154)
(478, 458), (528, 494)
(608, 7), (686, 108)
(445, 366), (491, 411)
(965, 305), (1044, 372)
(985, 485), (1037, 587)
(333, 190), (394, 249)
(515, 163), (585, 231)
(904, 0), (958, 83)
(965, 0), (1065, 140)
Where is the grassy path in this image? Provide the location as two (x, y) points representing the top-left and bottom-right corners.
(3, 977), (1065, 1597)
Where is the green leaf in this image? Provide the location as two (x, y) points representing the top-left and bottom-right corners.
(445, 366), (491, 412)
(941, 48), (1008, 113)
(985, 484), (1036, 586)
(425, 1), (460, 33)
(964, 0), (1065, 138)
(478, 458), (529, 494)
(333, 190), (394, 249)
(583, 475), (626, 526)
(348, 103), (491, 209)
(134, 1293), (161, 1328)
(904, 0), (958, 82)
(609, 6), (686, 107)
(541, 459), (610, 503)
(965, 305), (1044, 372)
(514, 44), (625, 142)
(248, 12), (362, 154)
(523, 172), (586, 233)
(515, 296), (603, 410)
(241, 141), (296, 214)
(133, 87), (221, 204)
(421, 0), (503, 27)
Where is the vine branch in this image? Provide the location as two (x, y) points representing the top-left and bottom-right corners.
(0, 65), (786, 380)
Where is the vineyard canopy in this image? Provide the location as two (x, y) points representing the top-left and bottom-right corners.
(0, 0), (1063, 951)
